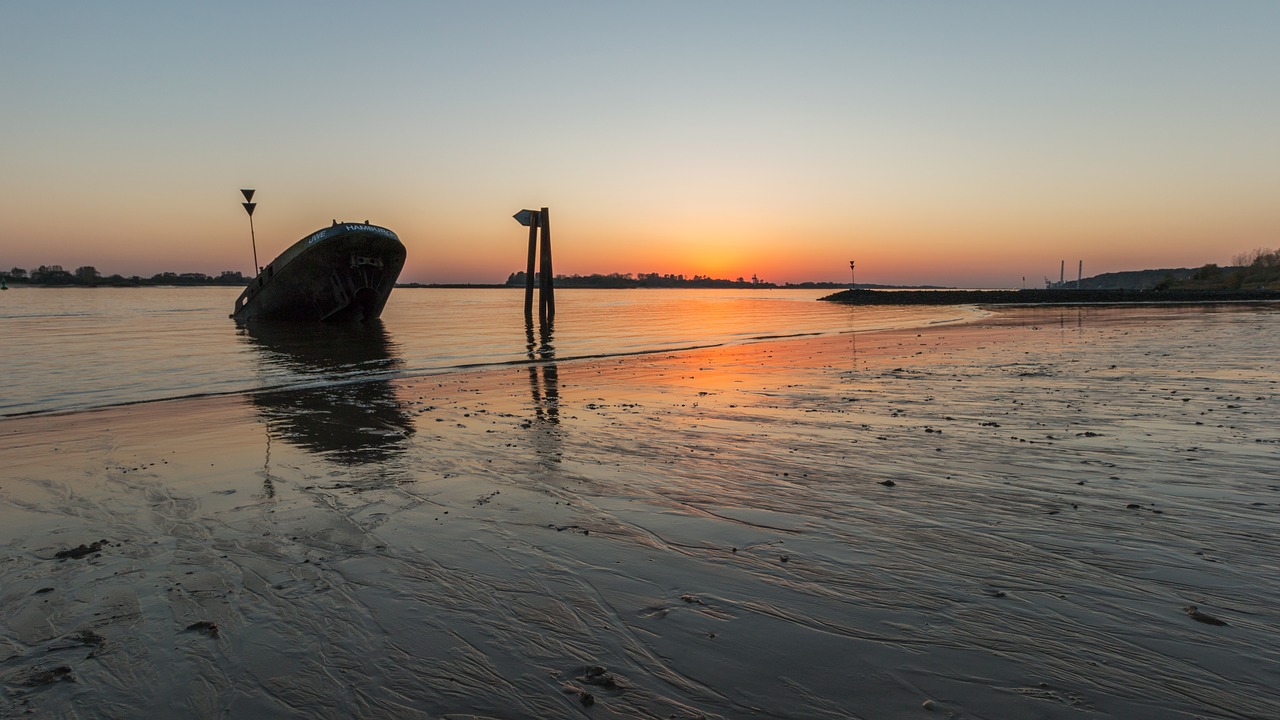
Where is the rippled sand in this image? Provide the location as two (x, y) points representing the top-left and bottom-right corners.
(2, 305), (1278, 718)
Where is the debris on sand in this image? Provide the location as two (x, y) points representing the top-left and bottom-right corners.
(54, 540), (108, 560)
(19, 665), (75, 686)
(561, 682), (595, 706)
(577, 665), (628, 690)
(49, 630), (106, 655)
(1184, 606), (1228, 626)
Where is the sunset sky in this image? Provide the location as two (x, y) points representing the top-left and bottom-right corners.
(2, 2), (1277, 287)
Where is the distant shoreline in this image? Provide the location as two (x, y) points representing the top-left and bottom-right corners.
(398, 282), (947, 290)
(0, 279), (934, 291)
(821, 288), (1280, 305)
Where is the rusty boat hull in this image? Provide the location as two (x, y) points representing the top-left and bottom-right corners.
(231, 223), (405, 323)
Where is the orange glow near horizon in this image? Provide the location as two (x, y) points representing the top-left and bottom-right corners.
(0, 188), (1266, 288)
(2, 5), (1277, 288)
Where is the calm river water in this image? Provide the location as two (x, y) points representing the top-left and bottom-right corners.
(1, 286), (982, 416)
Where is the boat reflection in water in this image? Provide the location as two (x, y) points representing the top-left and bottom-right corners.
(241, 321), (414, 466)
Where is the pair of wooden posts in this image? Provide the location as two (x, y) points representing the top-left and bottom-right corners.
(513, 207), (554, 320)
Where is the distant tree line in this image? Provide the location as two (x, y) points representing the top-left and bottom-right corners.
(3, 265), (248, 287)
(500, 271), (934, 290)
(1163, 248), (1280, 291)
(504, 271), (778, 289)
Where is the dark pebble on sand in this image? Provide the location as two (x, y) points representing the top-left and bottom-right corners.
(185, 621), (220, 637)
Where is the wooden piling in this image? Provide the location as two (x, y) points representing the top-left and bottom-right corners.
(538, 207), (554, 321)
(513, 207), (554, 320)
(524, 212), (539, 315)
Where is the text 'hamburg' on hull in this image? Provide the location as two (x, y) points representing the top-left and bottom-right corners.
(231, 223), (406, 323)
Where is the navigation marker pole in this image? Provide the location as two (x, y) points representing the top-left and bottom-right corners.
(849, 260), (856, 288)
(241, 188), (259, 273)
(513, 208), (554, 320)
(514, 209), (539, 315)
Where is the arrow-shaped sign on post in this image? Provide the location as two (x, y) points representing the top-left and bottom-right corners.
(514, 210), (540, 313)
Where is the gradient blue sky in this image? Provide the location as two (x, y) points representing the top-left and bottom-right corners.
(2, 1), (1277, 286)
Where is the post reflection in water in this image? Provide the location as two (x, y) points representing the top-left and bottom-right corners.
(240, 321), (414, 468)
(526, 316), (559, 421)
(525, 316), (561, 465)
(839, 306), (861, 380)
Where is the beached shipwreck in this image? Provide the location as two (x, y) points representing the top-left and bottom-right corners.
(231, 222), (406, 323)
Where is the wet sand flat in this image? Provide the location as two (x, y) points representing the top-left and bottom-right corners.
(2, 305), (1279, 718)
